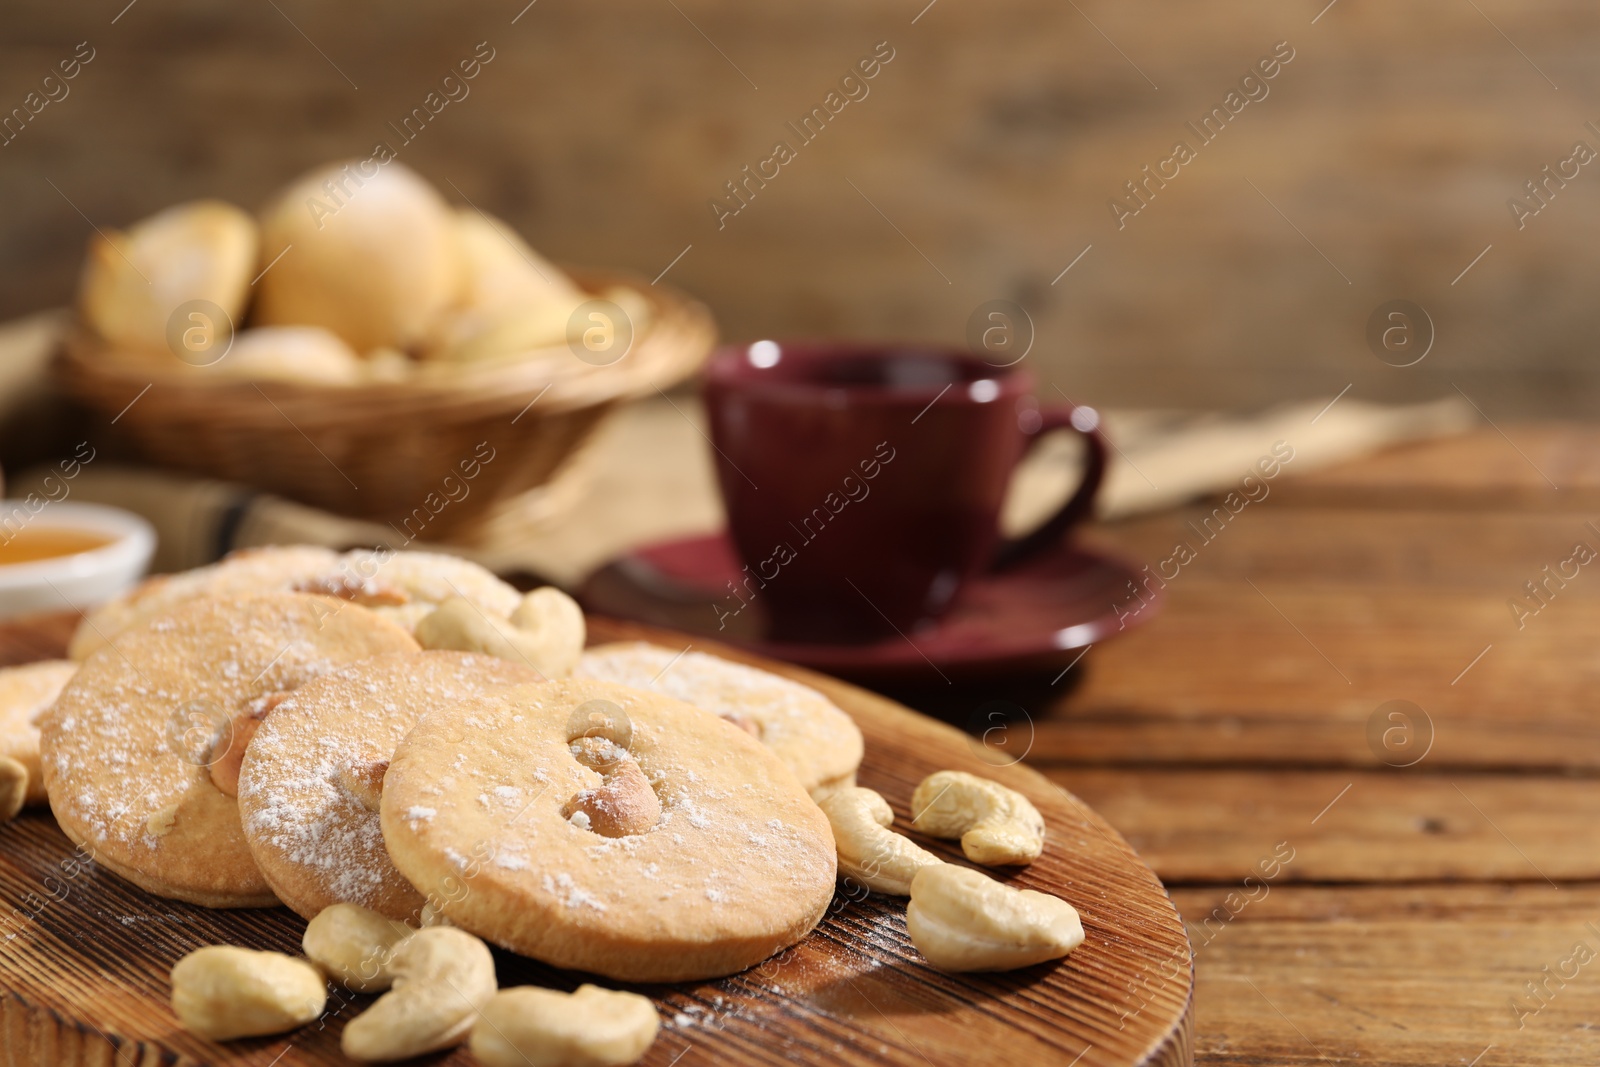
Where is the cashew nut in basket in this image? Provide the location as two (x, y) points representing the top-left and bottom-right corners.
(470, 984), (660, 1067)
(415, 586), (585, 678)
(303, 903), (416, 993)
(817, 786), (942, 896)
(910, 770), (1045, 866)
(906, 863), (1084, 972)
(341, 925), (498, 1062)
(170, 945), (327, 1040)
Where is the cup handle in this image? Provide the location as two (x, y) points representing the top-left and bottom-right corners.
(991, 404), (1108, 572)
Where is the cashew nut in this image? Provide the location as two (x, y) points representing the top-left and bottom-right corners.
(146, 802), (180, 837)
(208, 691), (291, 797)
(0, 756), (26, 823)
(906, 863), (1084, 972)
(561, 736), (659, 837)
(341, 925), (498, 1062)
(817, 786), (942, 896)
(511, 587), (586, 678)
(170, 945), (328, 1040)
(910, 770), (1045, 866)
(415, 586), (585, 679)
(470, 985), (659, 1067)
(303, 903), (416, 993)
(337, 757), (389, 813)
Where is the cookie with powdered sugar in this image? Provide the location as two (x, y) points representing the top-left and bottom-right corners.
(575, 642), (863, 796)
(381, 678), (837, 982)
(238, 650), (541, 921)
(68, 545), (520, 661)
(0, 659), (77, 809)
(39, 593), (418, 908)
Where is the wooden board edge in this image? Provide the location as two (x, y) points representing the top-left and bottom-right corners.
(584, 615), (1198, 1067)
(2, 990), (197, 1067)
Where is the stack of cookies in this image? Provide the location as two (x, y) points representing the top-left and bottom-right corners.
(0, 545), (1085, 1065)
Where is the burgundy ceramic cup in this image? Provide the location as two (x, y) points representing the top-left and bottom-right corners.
(702, 340), (1107, 644)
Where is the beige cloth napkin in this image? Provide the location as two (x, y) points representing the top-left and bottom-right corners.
(1, 311), (1475, 585)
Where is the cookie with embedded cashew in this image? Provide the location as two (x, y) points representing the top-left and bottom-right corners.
(346, 549), (522, 637)
(40, 594), (418, 907)
(238, 651), (541, 921)
(0, 659), (76, 812)
(67, 546), (521, 661)
(575, 643), (863, 796)
(380, 679), (837, 982)
(68, 545), (341, 660)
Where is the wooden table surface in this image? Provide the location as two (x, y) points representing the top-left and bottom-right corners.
(5, 423), (1593, 1065)
(872, 424), (1600, 1066)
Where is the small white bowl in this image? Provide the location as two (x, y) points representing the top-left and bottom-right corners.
(0, 502), (155, 620)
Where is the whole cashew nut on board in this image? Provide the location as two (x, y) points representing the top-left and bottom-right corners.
(303, 903), (416, 993)
(170, 946), (328, 1040)
(341, 926), (498, 1062)
(817, 786), (942, 896)
(906, 863), (1084, 972)
(910, 770), (1045, 866)
(415, 587), (585, 678)
(470, 984), (660, 1067)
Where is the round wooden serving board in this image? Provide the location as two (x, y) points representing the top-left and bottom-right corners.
(0, 614), (1193, 1067)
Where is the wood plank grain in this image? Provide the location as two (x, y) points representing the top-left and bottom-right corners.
(0, 616), (1194, 1067)
(1169, 884), (1600, 1066)
(4, 3), (1600, 416)
(1061, 768), (1594, 886)
(996, 506), (1600, 771)
(1269, 426), (1600, 511)
(1027, 577), (1600, 770)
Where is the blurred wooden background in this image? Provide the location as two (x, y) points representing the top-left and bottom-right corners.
(1, 0), (1597, 417)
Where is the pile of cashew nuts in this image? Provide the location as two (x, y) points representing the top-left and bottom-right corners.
(171, 902), (658, 1065)
(818, 769), (1085, 972)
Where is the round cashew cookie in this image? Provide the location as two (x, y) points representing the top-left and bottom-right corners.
(68, 546), (520, 661)
(381, 679), (838, 982)
(575, 643), (863, 796)
(0, 660), (77, 807)
(238, 650), (543, 921)
(67, 545), (341, 660)
(40, 593), (419, 907)
(345, 549), (521, 635)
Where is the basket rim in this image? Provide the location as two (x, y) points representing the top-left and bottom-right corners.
(54, 267), (715, 421)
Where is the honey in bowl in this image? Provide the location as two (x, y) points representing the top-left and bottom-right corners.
(0, 527), (114, 566)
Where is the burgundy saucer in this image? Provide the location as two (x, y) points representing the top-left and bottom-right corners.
(576, 531), (1161, 684)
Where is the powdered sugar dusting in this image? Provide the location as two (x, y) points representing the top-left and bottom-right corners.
(379, 678), (838, 963)
(575, 643), (862, 792)
(40, 593), (418, 900)
(236, 650), (539, 914)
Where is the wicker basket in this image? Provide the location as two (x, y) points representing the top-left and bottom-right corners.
(53, 270), (716, 540)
